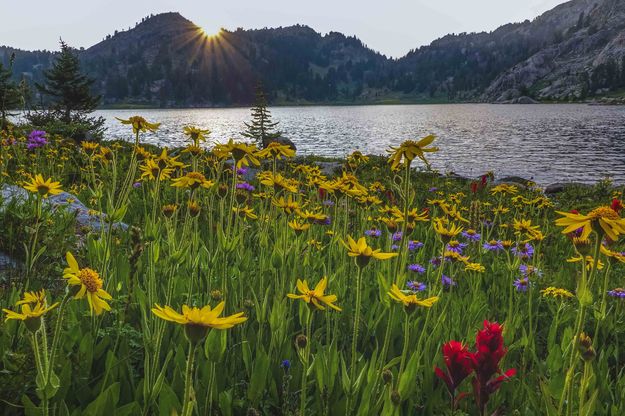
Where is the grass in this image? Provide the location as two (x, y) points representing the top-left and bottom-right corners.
(1, 122), (625, 416)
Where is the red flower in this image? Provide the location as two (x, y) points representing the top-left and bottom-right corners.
(480, 174), (488, 186)
(470, 182), (479, 194)
(470, 321), (515, 415)
(611, 198), (623, 213)
(435, 341), (473, 396)
(318, 188), (326, 199)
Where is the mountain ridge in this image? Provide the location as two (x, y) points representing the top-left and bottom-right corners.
(3, 1), (625, 106)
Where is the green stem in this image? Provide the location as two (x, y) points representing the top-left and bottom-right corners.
(181, 342), (198, 416)
(346, 265), (364, 415)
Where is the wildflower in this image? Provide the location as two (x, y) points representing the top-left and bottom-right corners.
(63, 252), (112, 315)
(470, 321), (516, 414)
(364, 229), (382, 238)
(407, 263), (426, 274)
(408, 240), (424, 251)
(281, 360), (291, 371)
(139, 159), (174, 181)
(342, 235), (398, 268)
(465, 262), (485, 273)
(541, 287), (574, 299)
(600, 245), (625, 263)
(214, 139), (260, 168)
(446, 240), (467, 254)
(152, 302), (247, 344)
(287, 277), (341, 311)
(133, 182), (142, 188)
(273, 195), (300, 214)
(388, 283), (439, 312)
(187, 200), (201, 217)
(237, 182), (255, 192)
(407, 281), (426, 292)
(511, 243), (534, 260)
(81, 141), (99, 155)
(3, 294), (59, 332)
(567, 255), (604, 271)
(608, 288), (625, 298)
(462, 229), (481, 242)
(171, 172), (214, 190)
(392, 231), (403, 242)
(23, 174), (63, 198)
(232, 206), (258, 220)
(387, 135), (439, 170)
(444, 250), (470, 264)
(556, 206), (625, 241)
(482, 240), (504, 252)
(490, 184), (518, 196)
(162, 204), (178, 218)
(116, 116), (160, 134)
(323, 199), (335, 207)
(434, 341), (473, 398)
(183, 126), (210, 145)
(513, 278), (530, 292)
(288, 219), (310, 235)
(433, 219), (463, 242)
(27, 130), (48, 150)
(577, 332), (596, 362)
(442, 274), (457, 288)
(256, 141), (295, 159)
(297, 209), (328, 224)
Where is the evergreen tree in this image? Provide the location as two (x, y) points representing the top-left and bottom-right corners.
(35, 40), (102, 126)
(0, 54), (21, 128)
(242, 82), (281, 148)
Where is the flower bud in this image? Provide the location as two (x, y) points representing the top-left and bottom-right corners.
(184, 323), (210, 346)
(390, 390), (401, 406)
(295, 334), (308, 349)
(24, 316), (42, 333)
(210, 290), (223, 301)
(382, 369), (393, 385)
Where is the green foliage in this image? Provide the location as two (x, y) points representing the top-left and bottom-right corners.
(242, 82), (281, 148)
(0, 55), (22, 128)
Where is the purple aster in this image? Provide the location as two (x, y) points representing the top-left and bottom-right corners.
(461, 230), (481, 242)
(281, 359), (291, 371)
(408, 240), (424, 251)
(323, 199), (335, 207)
(483, 240), (504, 251)
(608, 288), (625, 298)
(520, 264), (542, 278)
(235, 166), (248, 175)
(365, 229), (382, 238)
(428, 187), (438, 192)
(512, 243), (534, 260)
(446, 240), (467, 254)
(392, 231), (403, 242)
(407, 263), (426, 274)
(391, 244), (399, 251)
(513, 278), (530, 293)
(314, 216), (332, 226)
(132, 182), (142, 188)
(27, 130), (48, 150)
(430, 257), (442, 267)
(482, 220), (494, 228)
(236, 182), (255, 192)
(407, 281), (426, 292)
(441, 274), (457, 288)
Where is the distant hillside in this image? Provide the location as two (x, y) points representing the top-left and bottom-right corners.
(3, 0), (625, 106)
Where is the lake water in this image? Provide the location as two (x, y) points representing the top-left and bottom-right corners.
(96, 104), (625, 185)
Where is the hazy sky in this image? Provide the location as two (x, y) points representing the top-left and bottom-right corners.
(1, 0), (569, 57)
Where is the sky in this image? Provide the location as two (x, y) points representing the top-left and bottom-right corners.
(1, 0), (570, 57)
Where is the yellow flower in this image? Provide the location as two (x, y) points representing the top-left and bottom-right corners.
(541, 287), (574, 299)
(260, 172), (298, 193)
(81, 141), (99, 155)
(232, 206), (258, 220)
(3, 300), (59, 332)
(556, 206), (625, 241)
(214, 139), (260, 168)
(600, 245), (625, 263)
(342, 235), (398, 267)
(387, 135), (438, 170)
(273, 195), (300, 214)
(183, 126), (210, 145)
(288, 219), (310, 234)
(388, 283), (439, 311)
(63, 252), (112, 315)
(139, 158), (174, 181)
(257, 142), (295, 159)
(297, 209), (328, 224)
(433, 219), (463, 242)
(23, 174), (63, 198)
(171, 172), (215, 190)
(465, 262), (485, 273)
(152, 302), (247, 344)
(490, 184), (518, 196)
(287, 277), (341, 311)
(15, 289), (48, 306)
(116, 116), (160, 134)
(567, 255), (605, 271)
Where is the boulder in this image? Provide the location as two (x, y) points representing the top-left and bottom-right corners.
(514, 96), (539, 104)
(544, 182), (592, 195)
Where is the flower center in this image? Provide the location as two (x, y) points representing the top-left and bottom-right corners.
(37, 185), (51, 195)
(78, 268), (103, 293)
(589, 206), (620, 221)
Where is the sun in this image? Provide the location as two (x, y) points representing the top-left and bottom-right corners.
(198, 25), (221, 39)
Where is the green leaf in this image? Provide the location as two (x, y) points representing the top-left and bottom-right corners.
(204, 329), (227, 362)
(83, 382), (120, 416)
(398, 351), (419, 399)
(247, 348), (270, 405)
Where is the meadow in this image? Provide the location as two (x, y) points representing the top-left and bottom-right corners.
(1, 118), (625, 416)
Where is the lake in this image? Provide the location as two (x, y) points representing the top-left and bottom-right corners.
(95, 104), (625, 185)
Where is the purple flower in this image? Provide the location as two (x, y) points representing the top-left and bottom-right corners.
(132, 182), (142, 188)
(235, 166), (248, 175)
(408, 240), (424, 251)
(281, 359), (291, 371)
(461, 230), (481, 242)
(323, 199), (335, 207)
(407, 281), (426, 292)
(430, 257), (442, 267)
(512, 243), (534, 260)
(441, 274), (456, 288)
(482, 220), (494, 228)
(428, 187), (438, 192)
(407, 263), (426, 274)
(27, 130), (48, 150)
(608, 288), (625, 298)
(520, 264), (542, 278)
(513, 278), (530, 293)
(236, 182), (255, 192)
(391, 244), (399, 251)
(445, 240), (467, 254)
(365, 229), (382, 238)
(483, 240), (504, 251)
(392, 231), (403, 242)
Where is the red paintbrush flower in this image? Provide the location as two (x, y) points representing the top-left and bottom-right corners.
(470, 182), (479, 194)
(435, 340), (473, 396)
(470, 320), (516, 415)
(611, 198), (623, 213)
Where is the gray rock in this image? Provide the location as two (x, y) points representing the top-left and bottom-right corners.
(496, 176), (533, 186)
(514, 96), (539, 104)
(544, 182), (592, 194)
(1, 184), (127, 233)
(0, 251), (21, 282)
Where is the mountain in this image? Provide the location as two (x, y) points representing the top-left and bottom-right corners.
(3, 1), (625, 106)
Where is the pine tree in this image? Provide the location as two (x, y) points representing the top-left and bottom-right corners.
(36, 40), (101, 124)
(242, 82), (281, 148)
(0, 54), (21, 129)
